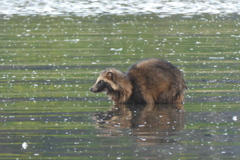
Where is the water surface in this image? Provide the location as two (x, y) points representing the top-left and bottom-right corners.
(0, 14), (240, 159)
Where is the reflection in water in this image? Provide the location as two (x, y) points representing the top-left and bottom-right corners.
(93, 104), (185, 145)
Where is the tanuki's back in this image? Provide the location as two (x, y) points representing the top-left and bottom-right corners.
(126, 59), (186, 104)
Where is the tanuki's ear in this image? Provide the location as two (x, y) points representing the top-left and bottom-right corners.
(106, 71), (114, 81)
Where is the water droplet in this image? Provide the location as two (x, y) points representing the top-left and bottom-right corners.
(22, 142), (28, 150)
(232, 116), (237, 121)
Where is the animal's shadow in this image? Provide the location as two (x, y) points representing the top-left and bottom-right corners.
(93, 104), (185, 144)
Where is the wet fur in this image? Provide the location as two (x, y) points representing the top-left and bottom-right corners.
(90, 58), (187, 109)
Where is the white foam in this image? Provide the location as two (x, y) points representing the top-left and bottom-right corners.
(0, 0), (239, 16)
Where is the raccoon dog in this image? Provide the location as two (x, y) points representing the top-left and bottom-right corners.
(90, 58), (187, 108)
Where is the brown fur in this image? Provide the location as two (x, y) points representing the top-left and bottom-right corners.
(90, 58), (187, 110)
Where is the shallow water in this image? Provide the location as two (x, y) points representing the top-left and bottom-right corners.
(1, 14), (240, 159)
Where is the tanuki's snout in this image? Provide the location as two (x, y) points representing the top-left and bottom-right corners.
(89, 83), (100, 93)
(89, 86), (96, 93)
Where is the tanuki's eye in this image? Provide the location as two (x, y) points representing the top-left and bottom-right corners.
(99, 80), (104, 83)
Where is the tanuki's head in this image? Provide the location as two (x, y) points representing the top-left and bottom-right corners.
(90, 68), (133, 104)
(89, 69), (124, 94)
